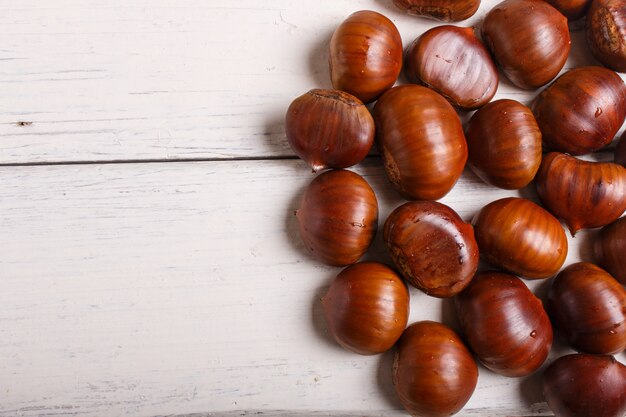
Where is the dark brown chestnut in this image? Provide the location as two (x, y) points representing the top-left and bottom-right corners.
(616, 131), (626, 166)
(595, 216), (626, 285)
(465, 99), (542, 189)
(285, 89), (375, 172)
(393, 321), (478, 417)
(384, 201), (479, 298)
(322, 262), (409, 355)
(532, 66), (626, 155)
(547, 262), (626, 354)
(543, 354), (626, 417)
(472, 197), (568, 279)
(374, 85), (467, 200)
(455, 272), (553, 377)
(587, 0), (626, 73)
(393, 0), (480, 21)
(329, 10), (403, 103)
(482, 0), (571, 89)
(296, 169), (378, 266)
(535, 152), (626, 235)
(546, 0), (593, 20)
(405, 25), (498, 109)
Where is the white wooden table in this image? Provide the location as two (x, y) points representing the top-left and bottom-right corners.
(1, 1), (624, 416)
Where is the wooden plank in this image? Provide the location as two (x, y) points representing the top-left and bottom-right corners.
(1, 159), (623, 416)
(0, 0), (615, 165)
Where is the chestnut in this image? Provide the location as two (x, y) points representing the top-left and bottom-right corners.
(535, 152), (626, 235)
(472, 197), (568, 279)
(329, 10), (403, 103)
(455, 272), (553, 377)
(393, 321), (478, 417)
(405, 25), (498, 109)
(545, 0), (593, 20)
(587, 0), (626, 73)
(532, 66), (626, 155)
(616, 131), (626, 166)
(482, 0), (570, 89)
(296, 169), (378, 266)
(465, 99), (542, 189)
(543, 354), (626, 417)
(374, 85), (467, 200)
(285, 89), (374, 172)
(383, 201), (479, 298)
(322, 262), (409, 355)
(547, 262), (626, 355)
(595, 216), (626, 285)
(392, 0), (480, 21)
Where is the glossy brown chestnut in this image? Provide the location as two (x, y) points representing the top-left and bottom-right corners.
(532, 66), (626, 155)
(546, 0), (593, 20)
(472, 197), (568, 279)
(535, 152), (626, 235)
(587, 0), (626, 73)
(374, 85), (467, 200)
(465, 99), (542, 189)
(482, 0), (570, 89)
(296, 169), (378, 266)
(616, 131), (626, 166)
(595, 217), (626, 285)
(329, 10), (403, 103)
(285, 89), (374, 172)
(393, 0), (480, 21)
(547, 262), (626, 354)
(455, 272), (553, 377)
(384, 201), (479, 298)
(322, 262), (409, 355)
(393, 321), (478, 417)
(405, 25), (498, 109)
(543, 354), (626, 417)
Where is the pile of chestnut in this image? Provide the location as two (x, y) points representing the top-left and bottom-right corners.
(285, 0), (626, 416)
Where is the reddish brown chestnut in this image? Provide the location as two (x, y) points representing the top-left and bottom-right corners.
(374, 85), (467, 200)
(465, 99), (542, 189)
(587, 0), (626, 73)
(532, 66), (626, 155)
(322, 262), (409, 355)
(543, 354), (626, 417)
(482, 0), (570, 89)
(616, 131), (626, 166)
(546, 0), (593, 20)
(455, 272), (553, 376)
(405, 25), (498, 109)
(285, 89), (374, 172)
(393, 321), (478, 417)
(535, 152), (626, 235)
(595, 216), (626, 285)
(329, 10), (403, 103)
(547, 262), (626, 355)
(296, 169), (378, 266)
(384, 201), (479, 298)
(393, 0), (480, 21)
(472, 197), (568, 279)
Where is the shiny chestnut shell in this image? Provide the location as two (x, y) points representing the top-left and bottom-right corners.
(587, 0), (626, 73)
(296, 170), (378, 266)
(405, 25), (498, 109)
(546, 0), (593, 20)
(595, 216), (626, 285)
(393, 321), (478, 417)
(455, 272), (553, 376)
(532, 66), (626, 155)
(322, 262), (409, 355)
(384, 201), (479, 298)
(285, 89), (374, 172)
(547, 262), (626, 355)
(374, 85), (467, 200)
(482, 0), (571, 89)
(616, 131), (626, 166)
(472, 197), (568, 279)
(329, 10), (403, 103)
(393, 0), (480, 21)
(535, 152), (626, 235)
(543, 354), (626, 417)
(465, 99), (542, 189)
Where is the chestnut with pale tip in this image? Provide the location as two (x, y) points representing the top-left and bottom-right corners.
(587, 0), (626, 73)
(393, 0), (480, 21)
(322, 262), (409, 355)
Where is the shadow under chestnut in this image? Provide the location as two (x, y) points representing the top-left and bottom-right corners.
(310, 272), (342, 351)
(308, 28), (334, 90)
(377, 346), (404, 409)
